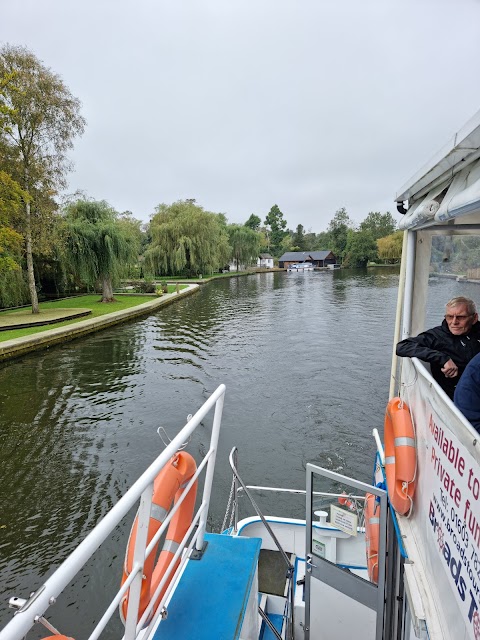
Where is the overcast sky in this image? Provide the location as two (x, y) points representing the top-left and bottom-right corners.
(2, 0), (480, 232)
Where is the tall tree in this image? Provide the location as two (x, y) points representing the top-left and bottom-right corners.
(292, 224), (306, 251)
(327, 207), (354, 261)
(343, 229), (378, 267)
(62, 200), (139, 302)
(359, 211), (397, 240)
(228, 224), (261, 271)
(264, 204), (287, 256)
(303, 230), (317, 251)
(117, 210), (144, 278)
(0, 44), (85, 313)
(145, 200), (230, 277)
(244, 214), (261, 231)
(0, 170), (28, 307)
(313, 230), (332, 251)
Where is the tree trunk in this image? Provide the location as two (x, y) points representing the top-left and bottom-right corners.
(25, 198), (39, 314)
(101, 277), (115, 302)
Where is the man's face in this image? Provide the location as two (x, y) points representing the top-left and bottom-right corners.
(445, 303), (478, 336)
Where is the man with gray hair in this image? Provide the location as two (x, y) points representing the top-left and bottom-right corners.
(396, 296), (480, 400)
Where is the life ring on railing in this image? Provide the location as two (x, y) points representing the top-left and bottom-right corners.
(364, 493), (380, 584)
(338, 492), (356, 511)
(384, 397), (417, 515)
(120, 451), (197, 625)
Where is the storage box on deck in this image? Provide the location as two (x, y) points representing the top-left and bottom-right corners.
(154, 533), (261, 640)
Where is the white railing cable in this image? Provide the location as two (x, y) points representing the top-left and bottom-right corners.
(244, 486), (367, 500)
(139, 503), (207, 637)
(195, 390), (225, 552)
(124, 481), (154, 640)
(88, 568), (139, 640)
(0, 384), (226, 640)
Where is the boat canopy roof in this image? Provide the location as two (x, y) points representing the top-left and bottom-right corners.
(396, 108), (480, 230)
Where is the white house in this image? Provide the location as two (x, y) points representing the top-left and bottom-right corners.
(257, 253), (274, 268)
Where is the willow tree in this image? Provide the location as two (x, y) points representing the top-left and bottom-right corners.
(63, 200), (140, 302)
(228, 224), (261, 271)
(145, 200), (230, 276)
(0, 44), (86, 313)
(377, 231), (403, 264)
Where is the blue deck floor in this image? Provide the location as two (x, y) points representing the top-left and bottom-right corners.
(153, 532), (261, 640)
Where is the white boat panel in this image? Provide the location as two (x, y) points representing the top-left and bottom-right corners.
(435, 158), (480, 221)
(397, 358), (480, 640)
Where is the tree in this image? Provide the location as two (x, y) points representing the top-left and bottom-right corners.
(313, 230), (332, 250)
(280, 233), (294, 253)
(303, 230), (317, 251)
(377, 231), (403, 263)
(343, 229), (378, 267)
(327, 207), (354, 261)
(145, 200), (230, 277)
(264, 204), (287, 256)
(359, 211), (397, 240)
(292, 224), (306, 251)
(228, 224), (261, 271)
(0, 170), (29, 307)
(0, 44), (85, 313)
(117, 211), (144, 278)
(62, 200), (140, 302)
(244, 214), (261, 231)
(0, 170), (25, 271)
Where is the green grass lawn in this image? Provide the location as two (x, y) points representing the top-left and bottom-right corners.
(0, 292), (176, 342)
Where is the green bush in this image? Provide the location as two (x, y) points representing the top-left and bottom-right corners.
(0, 270), (30, 309)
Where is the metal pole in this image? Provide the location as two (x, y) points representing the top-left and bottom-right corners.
(196, 390), (225, 552)
(233, 448), (239, 534)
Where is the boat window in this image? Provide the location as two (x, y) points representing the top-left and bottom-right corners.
(310, 473), (374, 586)
(425, 233), (480, 328)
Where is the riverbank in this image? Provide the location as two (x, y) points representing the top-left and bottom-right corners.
(0, 285), (198, 363)
(0, 269), (284, 362)
(164, 267), (285, 284)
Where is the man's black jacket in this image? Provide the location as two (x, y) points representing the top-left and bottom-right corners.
(396, 319), (480, 399)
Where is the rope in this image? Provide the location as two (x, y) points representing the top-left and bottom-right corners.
(400, 378), (418, 519)
(220, 473), (236, 533)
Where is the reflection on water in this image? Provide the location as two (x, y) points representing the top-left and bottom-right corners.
(0, 267), (466, 637)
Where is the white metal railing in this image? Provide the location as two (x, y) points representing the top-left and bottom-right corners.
(0, 384), (226, 640)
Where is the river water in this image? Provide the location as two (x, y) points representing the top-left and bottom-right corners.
(0, 267), (473, 637)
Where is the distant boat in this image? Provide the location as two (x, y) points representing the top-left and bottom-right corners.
(287, 262), (314, 271)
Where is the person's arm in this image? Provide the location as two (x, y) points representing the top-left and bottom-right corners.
(396, 331), (450, 366)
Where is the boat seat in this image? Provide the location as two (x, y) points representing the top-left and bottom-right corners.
(153, 532), (261, 640)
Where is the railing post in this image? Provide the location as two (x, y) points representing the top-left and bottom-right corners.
(124, 483), (153, 640)
(233, 448), (239, 535)
(195, 391), (225, 552)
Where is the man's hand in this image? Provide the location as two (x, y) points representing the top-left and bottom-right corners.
(441, 358), (459, 378)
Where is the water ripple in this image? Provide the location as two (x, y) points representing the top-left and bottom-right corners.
(0, 268), (460, 637)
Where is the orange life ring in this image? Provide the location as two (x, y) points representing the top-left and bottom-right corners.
(338, 492), (356, 511)
(384, 397), (416, 515)
(364, 492), (380, 584)
(120, 451), (197, 625)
